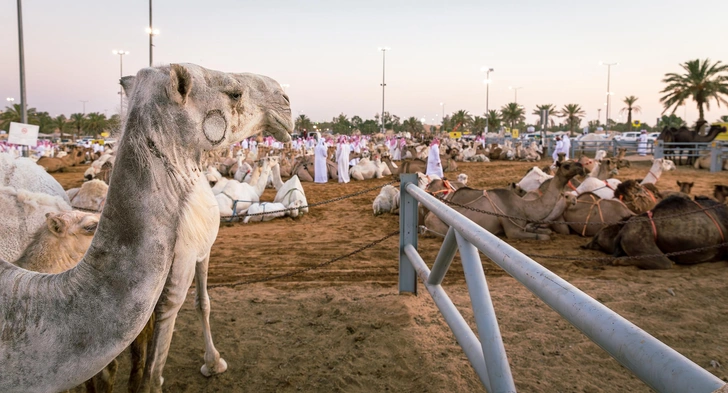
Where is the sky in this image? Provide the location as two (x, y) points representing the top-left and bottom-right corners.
(1, 0), (727, 127)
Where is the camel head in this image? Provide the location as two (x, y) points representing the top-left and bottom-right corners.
(287, 200), (304, 218)
(577, 155), (595, 173)
(554, 160), (585, 180)
(230, 73), (293, 143)
(119, 64), (292, 169)
(677, 181), (694, 194)
(45, 211), (100, 257)
(651, 158), (676, 172)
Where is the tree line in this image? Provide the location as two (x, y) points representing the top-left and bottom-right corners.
(0, 104), (120, 141)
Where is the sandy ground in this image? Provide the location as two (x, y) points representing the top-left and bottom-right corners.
(51, 158), (728, 393)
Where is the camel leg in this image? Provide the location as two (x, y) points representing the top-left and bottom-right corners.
(616, 231), (673, 269)
(86, 358), (117, 393)
(194, 254), (228, 376)
(128, 314), (155, 392)
(501, 219), (549, 240)
(139, 264), (197, 392)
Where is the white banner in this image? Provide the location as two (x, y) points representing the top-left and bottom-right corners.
(8, 122), (40, 147)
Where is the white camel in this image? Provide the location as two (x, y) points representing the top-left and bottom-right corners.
(243, 200), (304, 223)
(515, 166), (553, 193)
(0, 63), (293, 392)
(0, 152), (70, 203)
(640, 158), (677, 185)
(373, 184), (400, 215)
(67, 179), (108, 212)
(350, 156), (383, 181)
(274, 175), (308, 217)
(572, 177), (622, 199)
(216, 157), (272, 217)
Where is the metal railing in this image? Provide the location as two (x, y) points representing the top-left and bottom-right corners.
(654, 140), (726, 172)
(397, 173), (725, 393)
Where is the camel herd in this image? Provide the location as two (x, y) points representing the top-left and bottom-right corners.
(378, 149), (727, 270)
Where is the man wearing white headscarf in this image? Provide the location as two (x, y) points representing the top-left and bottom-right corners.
(314, 137), (328, 183)
(561, 133), (571, 160)
(336, 137), (350, 183)
(426, 139), (443, 178)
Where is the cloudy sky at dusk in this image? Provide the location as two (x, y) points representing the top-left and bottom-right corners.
(1, 0), (727, 127)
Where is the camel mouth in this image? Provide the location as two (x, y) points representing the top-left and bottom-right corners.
(264, 112), (293, 143)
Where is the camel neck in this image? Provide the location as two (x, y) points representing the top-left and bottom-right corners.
(522, 171), (568, 220)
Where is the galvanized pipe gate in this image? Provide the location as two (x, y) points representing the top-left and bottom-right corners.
(398, 173), (725, 393)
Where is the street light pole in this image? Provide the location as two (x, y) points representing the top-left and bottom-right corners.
(80, 100), (89, 115)
(600, 62), (617, 129)
(509, 86), (523, 104)
(16, 0), (27, 124)
(481, 67), (494, 115)
(113, 50), (129, 118)
(378, 47), (390, 133)
(149, 0), (153, 66)
(598, 108), (602, 126)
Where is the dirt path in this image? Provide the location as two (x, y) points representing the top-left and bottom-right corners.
(53, 160), (727, 392)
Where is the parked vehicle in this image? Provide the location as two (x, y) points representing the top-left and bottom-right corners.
(613, 132), (640, 142)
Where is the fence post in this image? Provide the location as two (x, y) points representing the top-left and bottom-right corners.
(399, 173), (418, 294)
(709, 142), (721, 173)
(654, 140), (664, 159)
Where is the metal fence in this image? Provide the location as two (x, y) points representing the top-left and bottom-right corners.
(397, 173), (725, 393)
(654, 141), (727, 172)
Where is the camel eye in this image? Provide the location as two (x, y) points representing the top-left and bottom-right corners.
(227, 91), (242, 101)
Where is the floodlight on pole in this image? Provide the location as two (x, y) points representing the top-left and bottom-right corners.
(600, 61), (618, 128)
(147, 0), (160, 67)
(112, 50), (129, 118)
(16, 0), (27, 124)
(378, 47), (390, 133)
(480, 67), (494, 118)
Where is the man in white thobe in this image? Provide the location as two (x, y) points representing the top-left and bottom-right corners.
(314, 138), (328, 183)
(637, 130), (648, 156)
(336, 137), (350, 183)
(426, 139), (444, 178)
(561, 133), (571, 160)
(552, 136), (563, 164)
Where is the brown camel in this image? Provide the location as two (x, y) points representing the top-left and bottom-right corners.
(672, 124), (727, 165)
(676, 181), (694, 195)
(558, 192), (634, 236)
(381, 156), (399, 176)
(36, 148), (85, 173)
(423, 160), (585, 240)
(613, 194), (728, 269)
(581, 221), (627, 254)
(613, 179), (660, 214)
(398, 159), (427, 178)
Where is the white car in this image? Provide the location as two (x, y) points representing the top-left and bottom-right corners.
(613, 132), (640, 142)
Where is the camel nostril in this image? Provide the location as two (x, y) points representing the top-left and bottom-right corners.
(282, 94), (290, 104)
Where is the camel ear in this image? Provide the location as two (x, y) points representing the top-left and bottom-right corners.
(676, 180), (681, 186)
(168, 64), (193, 105)
(120, 76), (136, 98)
(47, 214), (67, 236)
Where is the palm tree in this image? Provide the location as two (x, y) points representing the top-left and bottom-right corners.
(486, 110), (502, 131)
(660, 58), (728, 122)
(559, 104), (586, 134)
(402, 117), (424, 134)
(331, 113), (351, 134)
(350, 115), (363, 131)
(49, 114), (68, 140)
(450, 110), (472, 132)
(85, 112), (108, 138)
(0, 104), (38, 130)
(107, 114), (121, 136)
(34, 111), (54, 134)
(471, 116), (487, 134)
(294, 114), (312, 134)
(532, 104), (558, 128)
(500, 103), (525, 132)
(69, 113), (86, 141)
(620, 96), (642, 129)
(657, 114), (686, 129)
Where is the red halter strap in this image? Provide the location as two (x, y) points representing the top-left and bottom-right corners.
(647, 211), (658, 241)
(694, 200), (725, 242)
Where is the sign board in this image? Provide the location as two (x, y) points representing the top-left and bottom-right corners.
(8, 122), (40, 147)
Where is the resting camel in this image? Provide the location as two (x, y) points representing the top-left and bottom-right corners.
(36, 147), (85, 172)
(0, 63), (293, 392)
(639, 158), (676, 185)
(612, 194), (728, 269)
(676, 181), (694, 195)
(556, 192), (634, 236)
(67, 179), (108, 212)
(423, 161), (585, 240)
(581, 222), (627, 254)
(0, 152), (70, 203)
(613, 180), (660, 215)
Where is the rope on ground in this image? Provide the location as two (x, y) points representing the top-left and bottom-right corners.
(221, 179), (399, 221)
(207, 229), (400, 289)
(437, 196), (724, 226)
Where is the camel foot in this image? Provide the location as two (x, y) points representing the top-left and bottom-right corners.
(536, 234), (551, 241)
(201, 358), (228, 377)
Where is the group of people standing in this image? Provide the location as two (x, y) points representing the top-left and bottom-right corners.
(314, 135), (369, 184)
(551, 134), (572, 163)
